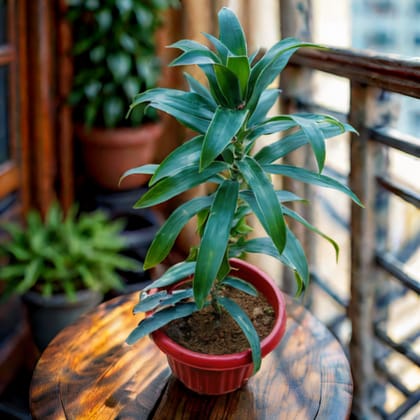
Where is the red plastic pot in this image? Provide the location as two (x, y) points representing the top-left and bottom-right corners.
(151, 258), (287, 395)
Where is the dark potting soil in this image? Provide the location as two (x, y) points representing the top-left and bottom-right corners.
(164, 287), (275, 355)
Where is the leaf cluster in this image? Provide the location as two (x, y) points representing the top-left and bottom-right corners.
(124, 7), (362, 371)
(0, 204), (139, 301)
(66, 0), (180, 128)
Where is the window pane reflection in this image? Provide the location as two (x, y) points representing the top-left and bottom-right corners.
(0, 65), (10, 164)
(0, 0), (6, 45)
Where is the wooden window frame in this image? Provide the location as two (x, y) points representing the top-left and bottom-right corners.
(0, 0), (29, 211)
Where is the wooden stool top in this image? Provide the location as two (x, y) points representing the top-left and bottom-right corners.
(30, 293), (352, 419)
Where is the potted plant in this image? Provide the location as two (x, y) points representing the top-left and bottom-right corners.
(0, 204), (139, 350)
(122, 7), (362, 395)
(66, 0), (179, 191)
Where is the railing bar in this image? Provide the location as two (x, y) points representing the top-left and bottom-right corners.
(375, 327), (420, 363)
(386, 390), (420, 420)
(376, 252), (420, 295)
(376, 176), (420, 209)
(282, 95), (349, 122)
(372, 405), (388, 419)
(374, 325), (420, 367)
(376, 285), (408, 309)
(374, 358), (412, 397)
(327, 313), (347, 331)
(310, 272), (349, 308)
(289, 49), (420, 99)
(370, 127), (420, 158)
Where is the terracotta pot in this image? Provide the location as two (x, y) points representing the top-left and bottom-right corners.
(151, 258), (287, 395)
(77, 123), (162, 191)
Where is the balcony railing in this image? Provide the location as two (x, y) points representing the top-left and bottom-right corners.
(282, 46), (420, 419)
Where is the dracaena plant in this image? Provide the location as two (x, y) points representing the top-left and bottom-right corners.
(124, 7), (361, 371)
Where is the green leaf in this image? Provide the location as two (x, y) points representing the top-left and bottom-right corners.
(283, 206), (339, 261)
(143, 261), (197, 292)
(213, 64), (242, 107)
(150, 135), (203, 185)
(144, 196), (213, 269)
(217, 296), (261, 373)
(221, 277), (258, 297)
(199, 64), (230, 106)
(171, 49), (220, 67)
(231, 234), (308, 293)
(15, 259), (42, 294)
(0, 264), (27, 280)
(126, 302), (198, 344)
(275, 190), (306, 203)
(248, 89), (280, 127)
(161, 288), (194, 307)
(282, 228), (308, 295)
(129, 88), (214, 133)
(290, 115), (326, 172)
(194, 180), (239, 308)
(133, 289), (194, 314)
(201, 107), (248, 170)
(226, 56), (250, 98)
(134, 162), (227, 209)
(263, 164), (363, 206)
(238, 157), (286, 254)
(103, 97), (124, 128)
(247, 39), (320, 111)
(238, 189), (305, 216)
(183, 73), (217, 109)
(107, 52), (131, 81)
(202, 32), (230, 64)
(120, 164), (158, 185)
(169, 39), (210, 52)
(133, 291), (168, 313)
(254, 120), (354, 165)
(247, 116), (297, 139)
(218, 7), (247, 56)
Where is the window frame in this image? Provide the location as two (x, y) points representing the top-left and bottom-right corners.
(0, 0), (29, 210)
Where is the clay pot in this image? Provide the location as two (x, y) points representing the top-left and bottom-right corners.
(151, 258), (287, 395)
(77, 123), (162, 191)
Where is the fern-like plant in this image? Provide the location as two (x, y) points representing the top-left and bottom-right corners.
(0, 204), (139, 301)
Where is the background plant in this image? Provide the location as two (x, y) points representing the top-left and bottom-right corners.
(66, 0), (179, 128)
(124, 7), (362, 371)
(0, 204), (139, 301)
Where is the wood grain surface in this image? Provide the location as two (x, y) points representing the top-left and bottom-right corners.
(30, 293), (352, 419)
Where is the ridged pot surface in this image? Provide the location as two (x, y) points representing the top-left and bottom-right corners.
(151, 258), (287, 395)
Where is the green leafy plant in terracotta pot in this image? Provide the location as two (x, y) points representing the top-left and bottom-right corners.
(66, 0), (179, 190)
(122, 7), (362, 395)
(0, 204), (139, 350)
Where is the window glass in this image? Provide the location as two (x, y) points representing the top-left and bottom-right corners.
(0, 0), (6, 45)
(0, 65), (10, 164)
(313, 0), (419, 57)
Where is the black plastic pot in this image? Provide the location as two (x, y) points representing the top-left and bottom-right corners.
(22, 290), (103, 351)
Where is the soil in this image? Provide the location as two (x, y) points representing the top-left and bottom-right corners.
(164, 286), (275, 355)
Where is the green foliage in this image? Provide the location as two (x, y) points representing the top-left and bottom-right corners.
(66, 0), (179, 128)
(123, 7), (362, 371)
(0, 204), (139, 301)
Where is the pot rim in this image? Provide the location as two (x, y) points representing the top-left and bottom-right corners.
(76, 121), (163, 148)
(151, 258), (287, 370)
(22, 289), (103, 309)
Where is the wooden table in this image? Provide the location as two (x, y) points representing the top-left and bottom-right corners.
(30, 293), (352, 419)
